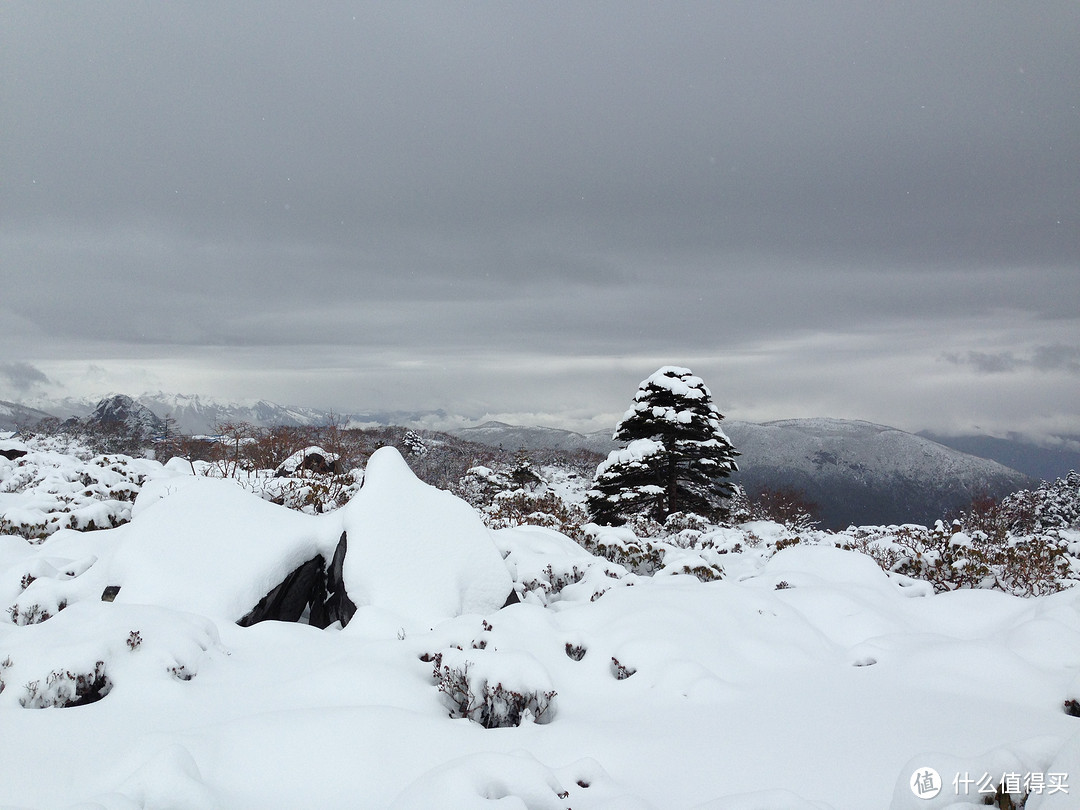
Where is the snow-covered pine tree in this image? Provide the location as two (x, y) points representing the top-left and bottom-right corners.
(587, 366), (739, 525)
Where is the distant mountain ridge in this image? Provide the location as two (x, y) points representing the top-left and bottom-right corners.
(0, 400), (56, 432)
(5, 392), (1061, 529)
(448, 421), (617, 456)
(87, 395), (165, 437)
(133, 393), (330, 435)
(724, 418), (1033, 529)
(918, 430), (1080, 482)
(15, 393), (371, 438)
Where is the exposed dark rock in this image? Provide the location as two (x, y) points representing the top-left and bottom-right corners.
(238, 532), (356, 629)
(100, 585), (121, 602)
(0, 447), (27, 461)
(310, 531), (356, 629)
(501, 589), (521, 608)
(237, 556), (326, 627)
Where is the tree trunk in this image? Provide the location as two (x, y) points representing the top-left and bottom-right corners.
(665, 457), (678, 518)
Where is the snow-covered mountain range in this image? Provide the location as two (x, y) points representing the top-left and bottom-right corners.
(0, 401), (55, 432)
(130, 393), (332, 435)
(448, 421), (618, 456)
(6, 392), (452, 436)
(5, 392), (1073, 528)
(725, 418), (1034, 528)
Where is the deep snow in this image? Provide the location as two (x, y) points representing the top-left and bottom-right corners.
(0, 443), (1077, 809)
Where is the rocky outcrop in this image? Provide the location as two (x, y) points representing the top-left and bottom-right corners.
(237, 532), (357, 628)
(274, 446), (342, 478)
(86, 395), (165, 438)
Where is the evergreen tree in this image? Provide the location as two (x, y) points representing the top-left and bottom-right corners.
(509, 447), (541, 489)
(587, 366), (739, 525)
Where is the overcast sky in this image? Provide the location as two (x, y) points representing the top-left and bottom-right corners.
(2, 2), (1078, 438)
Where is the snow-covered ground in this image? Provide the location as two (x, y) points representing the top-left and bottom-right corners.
(1, 439), (1078, 809)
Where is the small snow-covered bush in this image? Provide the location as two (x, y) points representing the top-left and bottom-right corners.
(186, 459), (363, 515)
(609, 656), (636, 681)
(519, 563), (587, 600)
(7, 600), (66, 626)
(262, 470), (362, 514)
(727, 485), (821, 531)
(401, 430), (428, 457)
(21, 660), (111, 708)
(458, 463), (590, 540)
(428, 648), (557, 729)
(564, 642), (586, 661)
(492, 526), (631, 606)
(0, 446), (157, 541)
(1001, 470), (1080, 534)
(579, 525), (665, 576)
(845, 521), (1077, 596)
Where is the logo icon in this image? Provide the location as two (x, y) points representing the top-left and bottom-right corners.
(910, 767), (942, 799)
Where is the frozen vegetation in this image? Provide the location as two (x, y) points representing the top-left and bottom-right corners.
(1, 427), (1079, 808)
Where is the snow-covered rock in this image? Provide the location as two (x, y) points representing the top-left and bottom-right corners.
(335, 446), (514, 627)
(109, 477), (328, 622)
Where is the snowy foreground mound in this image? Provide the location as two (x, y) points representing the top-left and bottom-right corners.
(1, 450), (1079, 808)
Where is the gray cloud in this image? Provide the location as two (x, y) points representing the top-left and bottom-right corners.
(1032, 345), (1080, 374)
(2, 2), (1078, 437)
(0, 362), (52, 393)
(948, 351), (1022, 374)
(945, 346), (1080, 376)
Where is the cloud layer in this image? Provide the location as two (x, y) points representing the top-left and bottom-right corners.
(2, 2), (1078, 436)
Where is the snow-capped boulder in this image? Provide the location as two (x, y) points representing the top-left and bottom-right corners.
(4, 446), (517, 632)
(334, 446), (514, 627)
(108, 477), (328, 622)
(274, 445), (341, 477)
(0, 441), (27, 461)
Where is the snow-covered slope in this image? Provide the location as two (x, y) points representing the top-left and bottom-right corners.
(2, 519), (1078, 807)
(725, 418), (1035, 528)
(0, 401), (56, 432)
(1, 442), (1079, 808)
(86, 395), (165, 437)
(135, 393), (330, 435)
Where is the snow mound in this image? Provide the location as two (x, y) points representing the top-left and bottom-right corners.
(336, 446), (514, 626)
(492, 525), (631, 606)
(113, 743), (216, 810)
(890, 734), (1076, 809)
(110, 477), (328, 621)
(390, 751), (655, 810)
(275, 445), (340, 475)
(694, 790), (835, 809)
